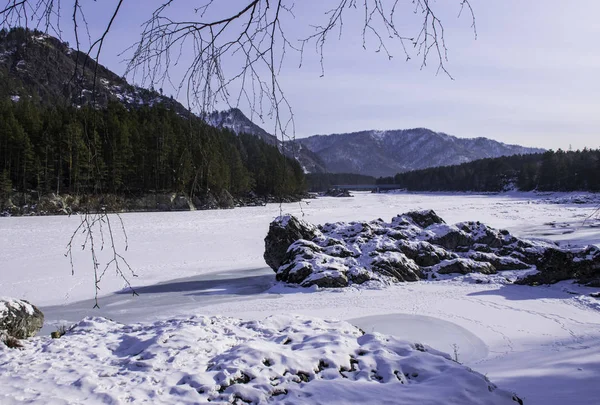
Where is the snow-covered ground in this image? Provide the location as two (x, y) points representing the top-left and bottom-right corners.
(1, 191), (600, 404)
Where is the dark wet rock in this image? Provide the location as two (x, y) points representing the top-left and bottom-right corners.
(303, 272), (349, 288)
(264, 216), (318, 271)
(0, 298), (44, 339)
(277, 261), (315, 285)
(323, 188), (352, 198)
(428, 228), (472, 251)
(371, 254), (422, 281)
(436, 259), (496, 275)
(404, 209), (445, 228)
(467, 252), (530, 271)
(517, 246), (600, 286)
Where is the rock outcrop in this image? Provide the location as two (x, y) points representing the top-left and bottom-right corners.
(264, 210), (600, 288)
(516, 246), (600, 287)
(264, 216), (318, 271)
(323, 188), (353, 198)
(0, 298), (44, 340)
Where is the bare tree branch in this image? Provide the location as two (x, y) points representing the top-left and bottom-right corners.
(1, 0), (476, 305)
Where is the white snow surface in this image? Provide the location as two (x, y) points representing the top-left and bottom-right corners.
(1, 191), (600, 404)
(0, 315), (519, 405)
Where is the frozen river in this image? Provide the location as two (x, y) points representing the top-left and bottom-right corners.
(1, 191), (600, 404)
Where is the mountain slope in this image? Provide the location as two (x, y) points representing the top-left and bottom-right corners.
(295, 128), (545, 177)
(0, 28), (188, 115)
(1, 29), (542, 179)
(207, 108), (327, 173)
(0, 28), (327, 174)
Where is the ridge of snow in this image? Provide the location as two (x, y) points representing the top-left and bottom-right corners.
(0, 314), (520, 404)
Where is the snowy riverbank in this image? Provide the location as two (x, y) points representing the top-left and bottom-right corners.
(1, 191), (599, 404)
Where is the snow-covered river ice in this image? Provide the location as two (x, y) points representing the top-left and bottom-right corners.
(2, 191), (600, 404)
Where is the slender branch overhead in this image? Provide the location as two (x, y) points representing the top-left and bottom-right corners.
(0, 0), (475, 137)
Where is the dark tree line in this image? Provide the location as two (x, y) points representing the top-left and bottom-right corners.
(305, 173), (376, 192)
(377, 150), (600, 192)
(0, 98), (305, 201)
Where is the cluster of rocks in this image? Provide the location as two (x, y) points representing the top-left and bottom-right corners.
(0, 298), (44, 347)
(264, 210), (600, 288)
(322, 188), (353, 198)
(1, 190), (309, 216)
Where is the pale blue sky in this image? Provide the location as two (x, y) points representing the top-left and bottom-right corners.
(71, 1), (599, 150)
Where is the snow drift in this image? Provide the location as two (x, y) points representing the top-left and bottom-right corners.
(0, 314), (522, 405)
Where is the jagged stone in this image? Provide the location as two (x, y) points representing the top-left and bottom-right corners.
(0, 298), (44, 339)
(264, 216), (319, 271)
(404, 210), (445, 228)
(436, 259), (496, 275)
(264, 211), (600, 288)
(517, 246), (600, 286)
(371, 254), (423, 281)
(429, 228), (472, 251)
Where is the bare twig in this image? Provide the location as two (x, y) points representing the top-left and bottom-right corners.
(2, 0), (476, 305)
(65, 210), (137, 308)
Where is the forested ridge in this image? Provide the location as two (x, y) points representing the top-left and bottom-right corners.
(377, 149), (600, 192)
(0, 98), (305, 206)
(305, 173), (376, 192)
(0, 27), (305, 213)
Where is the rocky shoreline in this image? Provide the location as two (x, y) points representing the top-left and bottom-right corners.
(0, 190), (310, 217)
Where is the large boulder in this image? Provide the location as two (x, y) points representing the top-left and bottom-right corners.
(517, 246), (600, 286)
(0, 298), (44, 339)
(216, 190), (235, 209)
(404, 209), (445, 228)
(264, 215), (318, 271)
(264, 210), (600, 288)
(323, 188), (352, 197)
(436, 258), (496, 275)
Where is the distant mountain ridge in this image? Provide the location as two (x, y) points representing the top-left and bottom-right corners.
(294, 128), (545, 177)
(1, 29), (544, 178)
(205, 109), (545, 178)
(207, 108), (328, 173)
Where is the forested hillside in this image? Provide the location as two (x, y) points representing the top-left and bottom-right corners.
(377, 149), (600, 192)
(0, 99), (305, 206)
(0, 27), (306, 213)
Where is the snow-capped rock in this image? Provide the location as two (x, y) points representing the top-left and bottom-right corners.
(264, 210), (600, 288)
(0, 297), (44, 339)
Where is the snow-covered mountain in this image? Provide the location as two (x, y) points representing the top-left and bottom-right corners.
(207, 108), (275, 145)
(294, 128), (546, 177)
(207, 108), (328, 173)
(207, 109), (545, 177)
